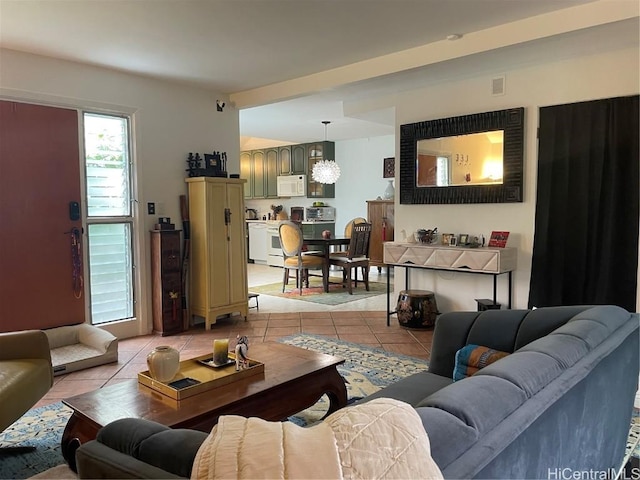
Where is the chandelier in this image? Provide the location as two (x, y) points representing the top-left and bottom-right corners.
(311, 121), (341, 184)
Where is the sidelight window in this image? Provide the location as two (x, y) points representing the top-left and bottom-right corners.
(83, 113), (135, 325)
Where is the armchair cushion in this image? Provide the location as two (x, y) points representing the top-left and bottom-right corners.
(0, 330), (53, 433)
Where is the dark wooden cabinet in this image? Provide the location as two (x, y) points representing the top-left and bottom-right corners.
(150, 230), (183, 336)
(306, 141), (335, 198)
(367, 200), (394, 271)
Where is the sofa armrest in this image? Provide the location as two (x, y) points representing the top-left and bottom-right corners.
(0, 330), (51, 362)
(76, 418), (207, 479)
(76, 441), (183, 479)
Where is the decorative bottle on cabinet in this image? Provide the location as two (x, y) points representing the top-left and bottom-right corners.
(367, 200), (395, 272)
(150, 230), (183, 336)
(185, 177), (248, 330)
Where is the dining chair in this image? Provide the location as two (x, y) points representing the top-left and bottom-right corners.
(331, 217), (367, 257)
(328, 223), (372, 294)
(278, 221), (325, 295)
(344, 217), (367, 238)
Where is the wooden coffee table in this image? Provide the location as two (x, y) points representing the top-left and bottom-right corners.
(61, 342), (346, 467)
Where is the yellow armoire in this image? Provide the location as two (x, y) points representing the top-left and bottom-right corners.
(186, 177), (248, 329)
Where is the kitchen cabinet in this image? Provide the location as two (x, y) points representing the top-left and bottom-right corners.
(290, 144), (306, 174)
(306, 141), (335, 198)
(240, 148), (279, 199)
(278, 146), (292, 175)
(367, 200), (394, 271)
(186, 177), (248, 329)
(264, 148), (278, 197)
(240, 151), (252, 199)
(150, 230), (183, 336)
(252, 150), (265, 198)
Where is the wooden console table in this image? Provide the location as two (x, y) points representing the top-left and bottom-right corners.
(383, 242), (517, 326)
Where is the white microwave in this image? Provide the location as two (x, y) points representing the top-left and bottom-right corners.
(277, 175), (306, 197)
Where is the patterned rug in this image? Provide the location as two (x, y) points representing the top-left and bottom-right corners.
(249, 276), (386, 305)
(2, 334), (638, 479)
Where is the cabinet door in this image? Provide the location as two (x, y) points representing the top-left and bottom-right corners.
(367, 200), (394, 266)
(252, 150), (265, 198)
(265, 148), (278, 198)
(291, 144), (306, 174)
(240, 151), (252, 199)
(225, 182), (248, 305)
(306, 142), (335, 198)
(278, 146), (292, 175)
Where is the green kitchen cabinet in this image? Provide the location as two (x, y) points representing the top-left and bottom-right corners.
(306, 141), (335, 198)
(291, 144), (307, 175)
(252, 150), (265, 198)
(240, 151), (252, 199)
(264, 148), (278, 198)
(278, 146), (292, 175)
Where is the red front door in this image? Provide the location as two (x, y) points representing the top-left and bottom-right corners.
(0, 100), (85, 332)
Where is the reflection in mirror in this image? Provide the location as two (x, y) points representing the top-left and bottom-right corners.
(417, 130), (504, 187)
(399, 107), (524, 204)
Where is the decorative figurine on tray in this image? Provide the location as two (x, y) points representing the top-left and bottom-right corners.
(235, 335), (249, 371)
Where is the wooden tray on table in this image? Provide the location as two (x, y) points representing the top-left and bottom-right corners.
(138, 352), (264, 400)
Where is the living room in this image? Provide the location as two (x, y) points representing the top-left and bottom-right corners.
(1, 1), (639, 478)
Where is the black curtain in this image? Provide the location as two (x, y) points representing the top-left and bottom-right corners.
(529, 95), (639, 312)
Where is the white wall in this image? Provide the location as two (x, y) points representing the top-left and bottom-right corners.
(0, 49), (239, 337)
(392, 45), (639, 312)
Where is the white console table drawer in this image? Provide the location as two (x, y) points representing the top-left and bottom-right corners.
(384, 243), (516, 274)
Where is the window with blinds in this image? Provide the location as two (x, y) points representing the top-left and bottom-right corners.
(83, 113), (135, 325)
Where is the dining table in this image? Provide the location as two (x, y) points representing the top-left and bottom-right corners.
(303, 236), (351, 292)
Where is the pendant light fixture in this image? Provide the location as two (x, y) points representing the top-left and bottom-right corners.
(311, 121), (341, 184)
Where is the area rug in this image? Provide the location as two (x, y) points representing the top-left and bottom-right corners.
(0, 402), (73, 479)
(250, 276), (386, 305)
(280, 333), (431, 425)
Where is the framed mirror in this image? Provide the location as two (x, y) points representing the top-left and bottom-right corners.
(399, 107), (524, 204)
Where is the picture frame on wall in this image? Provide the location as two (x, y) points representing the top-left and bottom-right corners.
(383, 157), (395, 178)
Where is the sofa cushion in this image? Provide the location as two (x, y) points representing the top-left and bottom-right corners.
(474, 350), (564, 397)
(453, 344), (509, 381)
(358, 371), (452, 406)
(513, 305), (591, 349)
(417, 375), (527, 434)
(519, 333), (590, 369)
(466, 310), (530, 353)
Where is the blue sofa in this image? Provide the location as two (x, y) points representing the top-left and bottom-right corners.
(364, 305), (639, 479)
(75, 305), (639, 479)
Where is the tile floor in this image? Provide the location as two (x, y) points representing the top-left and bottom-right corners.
(36, 264), (433, 408)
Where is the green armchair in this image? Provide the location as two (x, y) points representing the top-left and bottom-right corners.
(0, 330), (54, 453)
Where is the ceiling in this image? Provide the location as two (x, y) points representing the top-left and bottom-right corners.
(1, 0), (636, 146)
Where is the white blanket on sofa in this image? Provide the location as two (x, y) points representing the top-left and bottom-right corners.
(191, 398), (443, 479)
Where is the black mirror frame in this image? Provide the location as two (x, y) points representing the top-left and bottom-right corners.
(399, 107), (525, 204)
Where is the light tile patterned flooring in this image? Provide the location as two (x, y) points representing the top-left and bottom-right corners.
(36, 264), (433, 408)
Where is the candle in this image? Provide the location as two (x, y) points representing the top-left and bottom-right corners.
(213, 339), (229, 365)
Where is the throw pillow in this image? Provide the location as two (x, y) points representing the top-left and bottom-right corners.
(453, 344), (510, 381)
